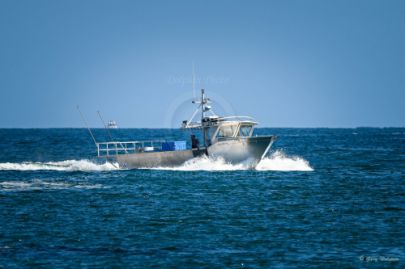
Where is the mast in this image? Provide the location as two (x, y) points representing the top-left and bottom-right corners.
(201, 89), (206, 146)
(182, 88), (213, 128)
(201, 89), (205, 123)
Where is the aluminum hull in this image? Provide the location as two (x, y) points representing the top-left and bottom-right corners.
(114, 136), (275, 169)
(207, 136), (276, 167)
(116, 149), (205, 169)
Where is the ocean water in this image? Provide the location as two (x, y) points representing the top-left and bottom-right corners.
(0, 128), (404, 268)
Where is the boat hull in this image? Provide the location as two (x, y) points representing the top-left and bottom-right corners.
(115, 149), (205, 169)
(113, 136), (276, 169)
(207, 136), (276, 167)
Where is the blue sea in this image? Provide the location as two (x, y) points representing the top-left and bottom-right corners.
(0, 128), (404, 268)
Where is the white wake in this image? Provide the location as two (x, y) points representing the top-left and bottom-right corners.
(0, 151), (313, 172)
(255, 150), (314, 171)
(0, 160), (119, 172)
(0, 179), (105, 192)
(149, 150), (313, 171)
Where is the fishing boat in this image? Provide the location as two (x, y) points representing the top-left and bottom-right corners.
(95, 89), (276, 169)
(107, 120), (118, 129)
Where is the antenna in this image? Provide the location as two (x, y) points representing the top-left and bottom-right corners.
(77, 106), (97, 146)
(97, 110), (113, 141)
(182, 88), (216, 129)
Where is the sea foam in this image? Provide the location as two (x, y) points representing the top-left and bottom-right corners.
(255, 150), (314, 171)
(148, 150), (313, 171)
(0, 160), (119, 172)
(0, 179), (105, 192)
(0, 151), (313, 172)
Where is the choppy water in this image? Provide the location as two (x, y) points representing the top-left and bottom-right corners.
(0, 128), (404, 268)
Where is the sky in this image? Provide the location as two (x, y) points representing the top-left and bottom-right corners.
(0, 0), (404, 128)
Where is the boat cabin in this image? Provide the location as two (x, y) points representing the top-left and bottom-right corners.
(201, 116), (257, 146)
(181, 89), (260, 147)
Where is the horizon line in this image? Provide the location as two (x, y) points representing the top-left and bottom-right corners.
(0, 126), (404, 129)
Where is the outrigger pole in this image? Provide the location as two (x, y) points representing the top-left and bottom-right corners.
(76, 105), (97, 147)
(95, 110), (120, 169)
(77, 106), (119, 169)
(97, 111), (127, 154)
(97, 110), (114, 141)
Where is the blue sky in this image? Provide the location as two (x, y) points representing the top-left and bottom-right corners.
(0, 0), (404, 128)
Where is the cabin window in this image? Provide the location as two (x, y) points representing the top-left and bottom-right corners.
(206, 127), (217, 145)
(217, 125), (237, 138)
(238, 125), (252, 137)
(208, 127), (217, 139)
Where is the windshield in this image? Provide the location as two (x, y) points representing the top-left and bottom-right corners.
(238, 125), (252, 137)
(217, 125), (237, 138)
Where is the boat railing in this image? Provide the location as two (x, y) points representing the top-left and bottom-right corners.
(96, 140), (166, 157)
